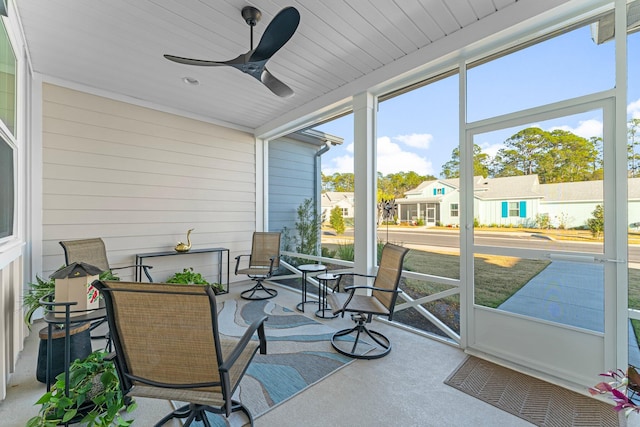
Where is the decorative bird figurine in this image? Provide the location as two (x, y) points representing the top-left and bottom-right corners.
(175, 228), (194, 252)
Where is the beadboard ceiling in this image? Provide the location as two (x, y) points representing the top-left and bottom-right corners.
(15, 0), (567, 133)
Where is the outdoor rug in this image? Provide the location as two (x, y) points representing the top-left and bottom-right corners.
(444, 356), (625, 427)
(173, 299), (358, 426)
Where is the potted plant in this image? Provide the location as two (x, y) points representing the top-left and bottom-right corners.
(27, 350), (136, 427)
(166, 267), (225, 294)
(590, 367), (640, 417)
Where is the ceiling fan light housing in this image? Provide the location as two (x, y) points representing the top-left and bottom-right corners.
(241, 6), (261, 26)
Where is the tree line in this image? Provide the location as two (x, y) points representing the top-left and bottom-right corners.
(322, 119), (640, 197)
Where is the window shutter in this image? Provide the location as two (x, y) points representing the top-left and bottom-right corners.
(501, 201), (508, 218)
(520, 201), (526, 218)
(433, 188), (436, 195)
(442, 188), (445, 194)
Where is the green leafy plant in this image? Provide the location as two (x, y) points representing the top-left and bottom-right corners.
(27, 351), (136, 427)
(23, 269), (120, 329)
(329, 206), (345, 234)
(166, 267), (224, 293)
(23, 275), (55, 330)
(335, 242), (354, 261)
(587, 204), (604, 238)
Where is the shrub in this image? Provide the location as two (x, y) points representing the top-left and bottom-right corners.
(329, 206), (345, 234)
(336, 242), (354, 261)
(587, 204), (604, 238)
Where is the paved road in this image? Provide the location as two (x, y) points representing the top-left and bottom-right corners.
(329, 227), (640, 263)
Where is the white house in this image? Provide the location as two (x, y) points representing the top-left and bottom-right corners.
(321, 192), (355, 223)
(396, 175), (640, 229)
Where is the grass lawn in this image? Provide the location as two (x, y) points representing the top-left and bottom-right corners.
(322, 241), (640, 343)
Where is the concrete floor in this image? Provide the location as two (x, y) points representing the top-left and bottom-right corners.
(0, 281), (551, 427)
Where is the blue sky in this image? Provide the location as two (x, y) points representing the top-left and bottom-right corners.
(317, 25), (640, 178)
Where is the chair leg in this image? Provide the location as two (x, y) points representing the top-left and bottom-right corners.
(240, 280), (278, 301)
(330, 315), (392, 359)
(154, 401), (254, 426)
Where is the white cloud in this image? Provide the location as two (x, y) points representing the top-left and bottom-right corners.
(629, 98), (640, 119)
(322, 137), (434, 176)
(549, 118), (603, 139)
(377, 136), (434, 175)
(394, 133), (433, 149)
(478, 142), (503, 159)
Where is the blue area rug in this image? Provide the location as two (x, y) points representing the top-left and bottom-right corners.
(177, 299), (356, 426)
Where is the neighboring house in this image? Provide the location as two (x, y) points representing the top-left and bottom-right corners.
(321, 192), (355, 223)
(540, 177), (640, 229)
(397, 175), (542, 227)
(395, 175), (640, 229)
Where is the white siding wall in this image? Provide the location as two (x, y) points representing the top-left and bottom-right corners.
(41, 84), (256, 284)
(540, 201), (600, 229)
(440, 192), (460, 226)
(476, 199), (539, 227)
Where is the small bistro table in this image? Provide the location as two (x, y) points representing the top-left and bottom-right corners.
(315, 272), (339, 319)
(296, 264), (326, 313)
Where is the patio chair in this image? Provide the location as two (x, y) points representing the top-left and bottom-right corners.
(94, 281), (268, 427)
(235, 232), (281, 300)
(326, 243), (409, 359)
(628, 365), (640, 403)
(60, 237), (153, 282)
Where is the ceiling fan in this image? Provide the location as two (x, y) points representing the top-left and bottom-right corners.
(164, 6), (300, 98)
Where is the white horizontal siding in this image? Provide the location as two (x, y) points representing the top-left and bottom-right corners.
(41, 84), (256, 283)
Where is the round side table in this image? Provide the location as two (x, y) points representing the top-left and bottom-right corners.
(315, 273), (339, 319)
(296, 264), (326, 313)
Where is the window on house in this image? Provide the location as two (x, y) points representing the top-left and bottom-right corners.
(0, 19), (15, 240)
(508, 202), (520, 217)
(0, 20), (16, 136)
(450, 203), (459, 217)
(341, 208), (348, 217)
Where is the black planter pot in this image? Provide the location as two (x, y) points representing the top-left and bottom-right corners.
(36, 322), (92, 384)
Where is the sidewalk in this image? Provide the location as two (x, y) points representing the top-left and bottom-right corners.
(498, 260), (640, 366)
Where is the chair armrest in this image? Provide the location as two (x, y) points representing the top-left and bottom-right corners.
(219, 315), (268, 373)
(344, 285), (402, 294)
(111, 264), (154, 282)
(234, 254), (250, 274)
(334, 272), (376, 292)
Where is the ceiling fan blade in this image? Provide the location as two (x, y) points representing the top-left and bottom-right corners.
(164, 54), (228, 66)
(261, 68), (294, 98)
(249, 7), (300, 63)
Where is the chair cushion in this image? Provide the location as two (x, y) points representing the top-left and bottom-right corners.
(237, 266), (272, 277)
(128, 338), (260, 406)
(327, 292), (390, 316)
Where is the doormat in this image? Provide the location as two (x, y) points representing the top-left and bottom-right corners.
(444, 356), (625, 427)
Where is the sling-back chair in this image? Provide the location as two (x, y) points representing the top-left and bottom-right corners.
(326, 243), (409, 359)
(628, 365), (640, 403)
(60, 238), (154, 282)
(94, 281), (267, 426)
(235, 232), (281, 300)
